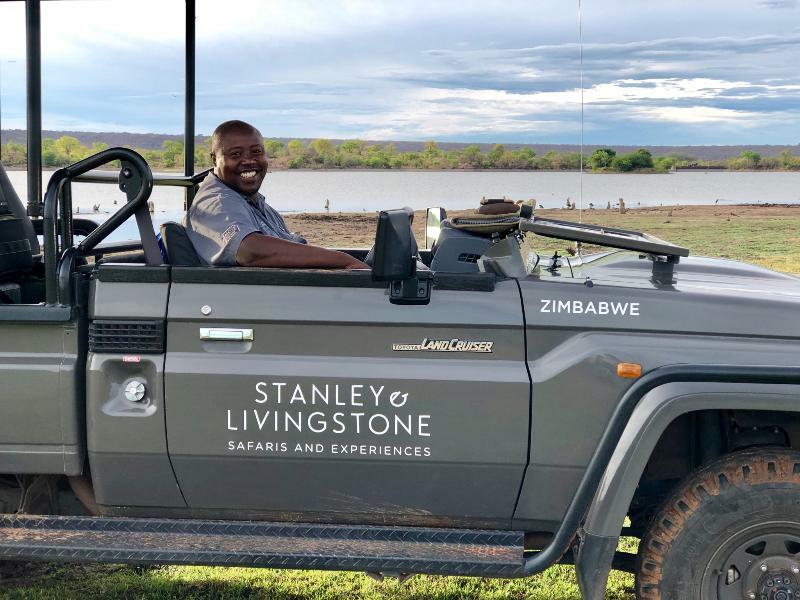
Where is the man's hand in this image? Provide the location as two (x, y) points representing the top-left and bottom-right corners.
(236, 232), (370, 270)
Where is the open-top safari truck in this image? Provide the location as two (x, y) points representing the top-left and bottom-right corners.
(2, 2), (800, 599)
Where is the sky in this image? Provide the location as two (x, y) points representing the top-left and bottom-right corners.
(0, 0), (799, 145)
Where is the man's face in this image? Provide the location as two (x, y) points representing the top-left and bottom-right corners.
(213, 129), (268, 196)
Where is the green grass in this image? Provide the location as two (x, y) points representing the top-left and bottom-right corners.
(537, 206), (800, 274)
(4, 535), (638, 598)
(4, 206), (797, 599)
(0, 559), (636, 599)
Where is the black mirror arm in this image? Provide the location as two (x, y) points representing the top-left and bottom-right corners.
(389, 270), (433, 305)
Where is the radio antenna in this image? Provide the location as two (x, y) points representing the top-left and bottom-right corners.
(577, 0), (584, 223)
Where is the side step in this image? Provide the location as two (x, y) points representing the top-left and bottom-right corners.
(0, 515), (525, 577)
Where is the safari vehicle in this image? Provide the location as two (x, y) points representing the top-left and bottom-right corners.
(3, 2), (800, 600)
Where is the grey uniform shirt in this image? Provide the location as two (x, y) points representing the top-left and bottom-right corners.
(184, 173), (306, 266)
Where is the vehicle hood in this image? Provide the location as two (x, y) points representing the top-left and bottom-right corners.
(520, 251), (800, 339)
(571, 250), (799, 291)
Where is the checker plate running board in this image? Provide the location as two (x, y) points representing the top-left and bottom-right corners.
(0, 515), (525, 577)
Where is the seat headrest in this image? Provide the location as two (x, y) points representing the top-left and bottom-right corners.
(159, 221), (202, 266)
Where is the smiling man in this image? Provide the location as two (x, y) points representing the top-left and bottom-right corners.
(184, 120), (368, 269)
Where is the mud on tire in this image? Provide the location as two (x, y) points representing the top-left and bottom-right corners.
(636, 448), (800, 600)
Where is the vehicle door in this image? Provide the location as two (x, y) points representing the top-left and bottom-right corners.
(0, 164), (82, 479)
(0, 305), (83, 478)
(164, 268), (529, 528)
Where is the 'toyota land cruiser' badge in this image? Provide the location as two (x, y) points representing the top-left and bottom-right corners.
(392, 338), (494, 353)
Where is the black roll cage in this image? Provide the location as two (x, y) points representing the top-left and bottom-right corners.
(0, 0), (199, 306)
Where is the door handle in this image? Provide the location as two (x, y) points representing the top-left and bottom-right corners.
(199, 328), (254, 341)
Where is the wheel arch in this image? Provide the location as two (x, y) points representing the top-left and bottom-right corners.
(576, 380), (800, 600)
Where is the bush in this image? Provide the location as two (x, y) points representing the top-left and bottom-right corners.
(611, 155), (634, 172)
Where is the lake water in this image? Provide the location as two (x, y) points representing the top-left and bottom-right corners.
(7, 169), (800, 213)
(6, 169), (800, 241)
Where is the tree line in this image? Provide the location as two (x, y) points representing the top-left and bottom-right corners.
(587, 147), (800, 172)
(2, 136), (799, 172)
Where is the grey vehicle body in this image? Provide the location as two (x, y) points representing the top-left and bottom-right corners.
(3, 5), (800, 597)
(2, 147), (800, 600)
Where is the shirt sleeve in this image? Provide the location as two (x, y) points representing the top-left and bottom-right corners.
(185, 192), (260, 266)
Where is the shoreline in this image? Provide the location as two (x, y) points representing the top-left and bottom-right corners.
(71, 202), (800, 219)
(2, 165), (796, 174)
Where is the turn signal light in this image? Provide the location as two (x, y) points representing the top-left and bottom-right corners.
(617, 363), (642, 379)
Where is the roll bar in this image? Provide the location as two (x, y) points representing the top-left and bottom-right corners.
(74, 168), (210, 189)
(42, 147), (155, 305)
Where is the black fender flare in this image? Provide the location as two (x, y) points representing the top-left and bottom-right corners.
(574, 374), (800, 600)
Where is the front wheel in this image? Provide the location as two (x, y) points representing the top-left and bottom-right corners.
(636, 448), (800, 600)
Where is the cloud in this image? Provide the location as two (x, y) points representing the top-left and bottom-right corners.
(2, 1), (799, 144)
(336, 87), (579, 139)
(585, 78), (749, 103)
(328, 76), (798, 141)
(628, 106), (764, 125)
(343, 27), (800, 142)
(759, 0), (799, 7)
(0, 1), (186, 62)
(390, 33), (800, 92)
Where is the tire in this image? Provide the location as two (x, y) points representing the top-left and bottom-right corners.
(636, 448), (800, 600)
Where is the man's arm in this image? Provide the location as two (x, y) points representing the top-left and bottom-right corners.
(235, 232), (369, 269)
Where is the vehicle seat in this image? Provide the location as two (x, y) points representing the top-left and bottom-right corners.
(0, 214), (32, 302)
(0, 165), (36, 303)
(159, 221), (202, 266)
(0, 163), (40, 257)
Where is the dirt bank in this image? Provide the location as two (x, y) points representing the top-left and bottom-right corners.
(285, 204), (800, 249)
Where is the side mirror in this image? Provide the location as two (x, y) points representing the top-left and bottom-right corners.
(372, 207), (431, 305)
(425, 207), (446, 249)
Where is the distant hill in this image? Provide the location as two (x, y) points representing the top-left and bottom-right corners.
(2, 129), (798, 161)
(1, 129), (196, 151)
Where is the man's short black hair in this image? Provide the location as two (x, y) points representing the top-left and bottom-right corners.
(210, 120), (263, 156)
